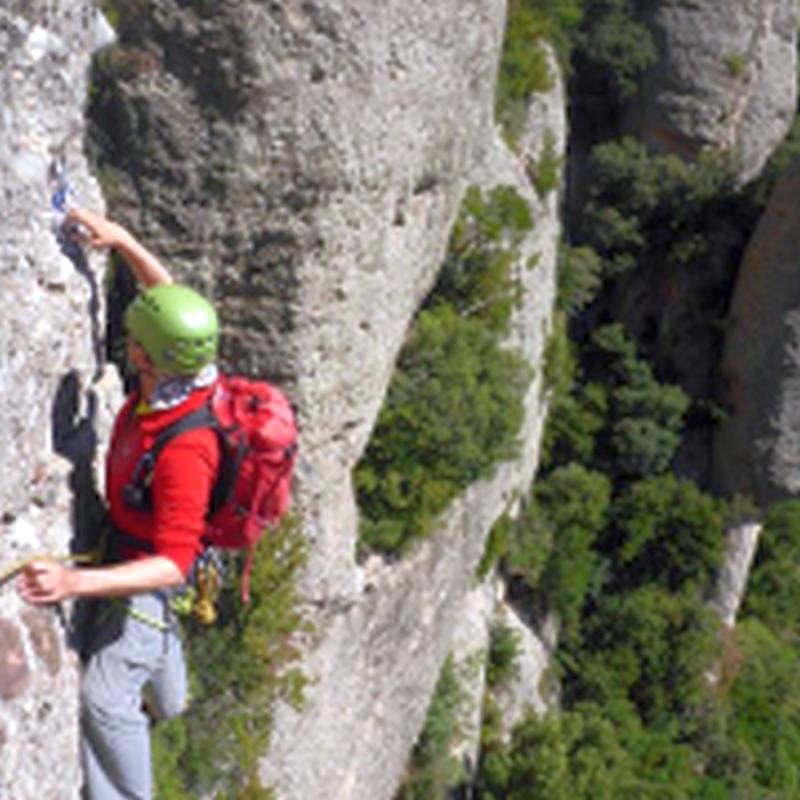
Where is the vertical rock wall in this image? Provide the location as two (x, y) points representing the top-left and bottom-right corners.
(0, 3), (119, 798)
(636, 0), (797, 183)
(263, 41), (565, 800)
(713, 158), (800, 502)
(80, 1), (564, 797)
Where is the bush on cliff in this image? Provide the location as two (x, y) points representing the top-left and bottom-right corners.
(355, 187), (533, 556)
(496, 0), (583, 144)
(152, 516), (309, 799)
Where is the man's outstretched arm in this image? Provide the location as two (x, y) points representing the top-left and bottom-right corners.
(67, 207), (174, 287)
(16, 556), (184, 604)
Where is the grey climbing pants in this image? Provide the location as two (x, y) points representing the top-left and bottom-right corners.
(79, 592), (187, 800)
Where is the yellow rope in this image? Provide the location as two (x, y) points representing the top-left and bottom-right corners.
(0, 551), (96, 588)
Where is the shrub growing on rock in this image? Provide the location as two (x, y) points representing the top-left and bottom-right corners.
(355, 187), (534, 555)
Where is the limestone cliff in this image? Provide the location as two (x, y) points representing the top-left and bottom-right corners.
(713, 158), (800, 503)
(636, 0), (796, 183)
(1, 1), (564, 799)
(0, 2), (118, 798)
(4, 0), (796, 797)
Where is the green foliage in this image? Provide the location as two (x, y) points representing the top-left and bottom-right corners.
(487, 623), (521, 688)
(573, 0), (657, 105)
(504, 495), (555, 591)
(477, 701), (685, 800)
(529, 131), (564, 198)
(541, 310), (572, 396)
(581, 138), (737, 277)
(539, 313), (607, 470)
(542, 321), (688, 481)
(541, 381), (607, 469)
(152, 517), (309, 799)
(610, 475), (725, 592)
(576, 586), (719, 722)
(355, 187), (533, 555)
(507, 464), (611, 639)
(476, 514), (513, 581)
(741, 500), (800, 636)
(589, 324), (689, 478)
(356, 306), (531, 553)
(724, 53), (746, 79)
(430, 185), (532, 334)
(496, 0), (584, 145)
(556, 244), (603, 316)
(396, 656), (468, 800)
(728, 619), (800, 793)
(536, 465), (611, 638)
(496, 1), (554, 146)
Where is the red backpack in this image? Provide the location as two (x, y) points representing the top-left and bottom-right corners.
(124, 375), (298, 602)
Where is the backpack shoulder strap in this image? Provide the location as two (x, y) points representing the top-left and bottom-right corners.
(125, 402), (245, 519)
(126, 404), (219, 491)
(149, 404), (218, 461)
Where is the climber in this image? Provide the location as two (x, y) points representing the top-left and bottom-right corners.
(16, 207), (221, 800)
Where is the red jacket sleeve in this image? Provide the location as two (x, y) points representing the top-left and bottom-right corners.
(150, 428), (219, 576)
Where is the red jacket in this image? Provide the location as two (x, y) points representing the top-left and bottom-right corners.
(106, 385), (220, 576)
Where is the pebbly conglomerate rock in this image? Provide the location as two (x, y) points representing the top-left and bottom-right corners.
(88, 2), (563, 798)
(636, 0), (797, 184)
(0, 2), (120, 798)
(713, 157), (800, 503)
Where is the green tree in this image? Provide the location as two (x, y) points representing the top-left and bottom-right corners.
(355, 186), (533, 555)
(610, 475), (724, 592)
(556, 244), (603, 316)
(729, 619), (800, 794)
(431, 185), (531, 334)
(741, 500), (800, 635)
(575, 585), (718, 723)
(152, 518), (309, 799)
(573, 0), (656, 104)
(356, 306), (531, 553)
(477, 700), (690, 800)
(496, 0), (584, 145)
(589, 324), (689, 479)
(397, 656), (468, 800)
(507, 464), (611, 640)
(487, 623), (522, 688)
(580, 139), (737, 277)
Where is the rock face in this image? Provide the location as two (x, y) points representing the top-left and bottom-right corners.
(713, 158), (800, 502)
(491, 600), (553, 736)
(0, 0), (565, 796)
(88, 3), (564, 799)
(636, 0), (797, 183)
(0, 3), (119, 798)
(710, 522), (762, 628)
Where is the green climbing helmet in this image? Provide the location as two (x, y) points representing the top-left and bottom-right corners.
(125, 284), (219, 375)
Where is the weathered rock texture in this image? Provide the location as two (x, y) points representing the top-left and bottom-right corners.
(710, 522), (762, 628)
(262, 44), (564, 800)
(87, 2), (563, 798)
(713, 158), (800, 502)
(492, 600), (552, 735)
(0, 2), (119, 798)
(636, 0), (797, 183)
